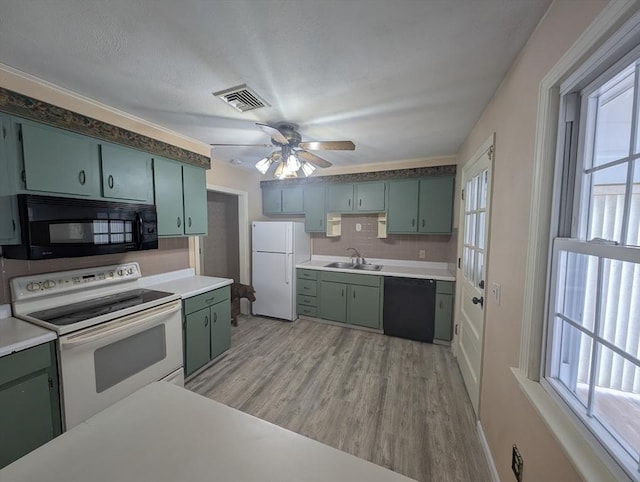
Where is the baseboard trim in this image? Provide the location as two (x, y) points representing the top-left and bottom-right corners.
(477, 420), (501, 482)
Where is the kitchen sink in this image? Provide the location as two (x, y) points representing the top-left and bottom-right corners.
(324, 262), (383, 271)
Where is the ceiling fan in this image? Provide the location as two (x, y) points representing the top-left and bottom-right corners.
(210, 122), (355, 179)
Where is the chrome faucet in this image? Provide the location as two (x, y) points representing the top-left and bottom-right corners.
(346, 247), (365, 265)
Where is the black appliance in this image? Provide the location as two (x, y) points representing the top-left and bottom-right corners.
(2, 194), (158, 260)
(383, 277), (436, 343)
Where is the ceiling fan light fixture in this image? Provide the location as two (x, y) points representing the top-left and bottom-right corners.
(300, 161), (316, 177)
(255, 156), (272, 174)
(286, 153), (301, 172)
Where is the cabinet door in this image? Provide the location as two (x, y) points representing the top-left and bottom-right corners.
(0, 116), (19, 244)
(387, 179), (419, 233)
(100, 143), (153, 202)
(154, 157), (184, 236)
(182, 165), (208, 235)
(348, 285), (381, 329)
(326, 184), (354, 212)
(20, 122), (99, 197)
(319, 281), (347, 322)
(355, 182), (386, 212)
(303, 184), (326, 232)
(184, 308), (211, 376)
(0, 372), (55, 468)
(419, 176), (454, 234)
(210, 300), (231, 360)
(262, 188), (282, 214)
(281, 186), (304, 213)
(434, 293), (454, 341)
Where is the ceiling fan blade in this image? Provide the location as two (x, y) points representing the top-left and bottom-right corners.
(297, 150), (332, 168)
(256, 123), (289, 144)
(210, 143), (272, 147)
(298, 140), (355, 151)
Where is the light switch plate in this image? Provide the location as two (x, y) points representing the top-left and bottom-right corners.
(419, 249), (426, 259)
(491, 282), (501, 305)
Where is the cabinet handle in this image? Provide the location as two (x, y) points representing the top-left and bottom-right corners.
(422, 219), (425, 228)
(341, 289), (344, 297)
(188, 216), (192, 227)
(359, 198), (362, 207)
(78, 170), (86, 185)
(440, 301), (444, 309)
(205, 297), (215, 304)
(303, 286), (310, 290)
(348, 199), (351, 207)
(204, 316), (209, 326)
(353, 290), (356, 299)
(177, 217), (182, 228)
(108, 174), (114, 189)
(411, 218), (415, 227)
(214, 312), (218, 323)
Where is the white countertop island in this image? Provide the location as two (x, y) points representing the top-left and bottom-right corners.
(0, 382), (416, 482)
(140, 269), (233, 298)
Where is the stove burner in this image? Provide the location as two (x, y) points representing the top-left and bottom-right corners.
(28, 289), (174, 326)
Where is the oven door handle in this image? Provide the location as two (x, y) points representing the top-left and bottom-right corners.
(59, 301), (181, 348)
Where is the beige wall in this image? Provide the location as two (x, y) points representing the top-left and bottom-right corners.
(455, 1), (610, 481)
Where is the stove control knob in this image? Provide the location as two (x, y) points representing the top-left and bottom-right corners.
(43, 280), (56, 289)
(117, 269), (123, 276)
(26, 282), (40, 292)
(127, 268), (134, 275)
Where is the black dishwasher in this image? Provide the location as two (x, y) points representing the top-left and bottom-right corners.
(383, 277), (436, 343)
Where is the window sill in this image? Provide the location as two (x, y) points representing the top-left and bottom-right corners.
(510, 367), (629, 482)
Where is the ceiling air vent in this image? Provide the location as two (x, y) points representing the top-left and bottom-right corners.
(213, 84), (269, 112)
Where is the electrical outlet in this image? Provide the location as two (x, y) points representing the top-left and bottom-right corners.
(355, 223), (362, 232)
(419, 249), (426, 259)
(512, 445), (523, 482)
(491, 282), (501, 305)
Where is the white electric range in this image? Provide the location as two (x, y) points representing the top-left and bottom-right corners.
(11, 262), (184, 430)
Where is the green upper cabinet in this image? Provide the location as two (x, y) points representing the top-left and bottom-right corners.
(354, 182), (386, 212)
(153, 157), (207, 237)
(303, 184), (326, 232)
(100, 143), (153, 202)
(418, 176), (454, 234)
(262, 185), (303, 215)
(0, 115), (19, 245)
(387, 179), (420, 233)
(154, 157), (184, 236)
(18, 120), (100, 197)
(388, 176), (454, 234)
(182, 164), (207, 235)
(326, 183), (354, 212)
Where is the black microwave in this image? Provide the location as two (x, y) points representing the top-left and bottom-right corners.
(2, 194), (158, 260)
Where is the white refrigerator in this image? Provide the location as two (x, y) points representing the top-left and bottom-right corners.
(252, 221), (311, 321)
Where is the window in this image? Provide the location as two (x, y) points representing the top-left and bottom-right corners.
(546, 51), (640, 479)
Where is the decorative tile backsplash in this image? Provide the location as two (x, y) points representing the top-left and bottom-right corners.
(311, 214), (456, 263)
(0, 238), (190, 306)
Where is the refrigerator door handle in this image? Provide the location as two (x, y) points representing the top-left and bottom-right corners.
(284, 254), (290, 285)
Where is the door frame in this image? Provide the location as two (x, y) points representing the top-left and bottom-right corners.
(191, 184), (250, 312)
(453, 133), (495, 417)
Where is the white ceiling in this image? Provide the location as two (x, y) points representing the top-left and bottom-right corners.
(0, 0), (551, 170)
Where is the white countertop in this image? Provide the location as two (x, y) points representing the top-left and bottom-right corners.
(0, 309), (57, 358)
(140, 269), (234, 298)
(297, 256), (456, 281)
(0, 382), (416, 482)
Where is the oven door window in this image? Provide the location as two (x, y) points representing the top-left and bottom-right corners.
(94, 324), (166, 393)
(48, 220), (133, 245)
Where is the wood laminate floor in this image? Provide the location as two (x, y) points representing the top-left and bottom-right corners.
(186, 316), (491, 482)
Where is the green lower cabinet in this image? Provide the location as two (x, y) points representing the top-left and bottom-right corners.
(434, 281), (454, 341)
(0, 341), (62, 469)
(184, 309), (211, 376)
(348, 285), (381, 329)
(183, 286), (232, 377)
(319, 281), (347, 323)
(211, 300), (231, 360)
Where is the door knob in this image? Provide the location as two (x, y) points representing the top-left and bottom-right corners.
(472, 296), (484, 308)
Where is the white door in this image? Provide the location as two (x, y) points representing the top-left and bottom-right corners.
(252, 251), (294, 320)
(252, 222), (291, 253)
(454, 136), (494, 416)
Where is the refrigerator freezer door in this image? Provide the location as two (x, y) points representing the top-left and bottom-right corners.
(252, 251), (294, 320)
(252, 222), (292, 254)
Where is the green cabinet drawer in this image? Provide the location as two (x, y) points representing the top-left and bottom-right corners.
(184, 286), (231, 315)
(297, 294), (317, 307)
(0, 342), (51, 386)
(436, 280), (454, 294)
(297, 269), (318, 280)
(297, 279), (317, 296)
(297, 305), (318, 317)
(319, 270), (382, 288)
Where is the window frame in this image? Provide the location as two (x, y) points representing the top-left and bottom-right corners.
(517, 3), (640, 482)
